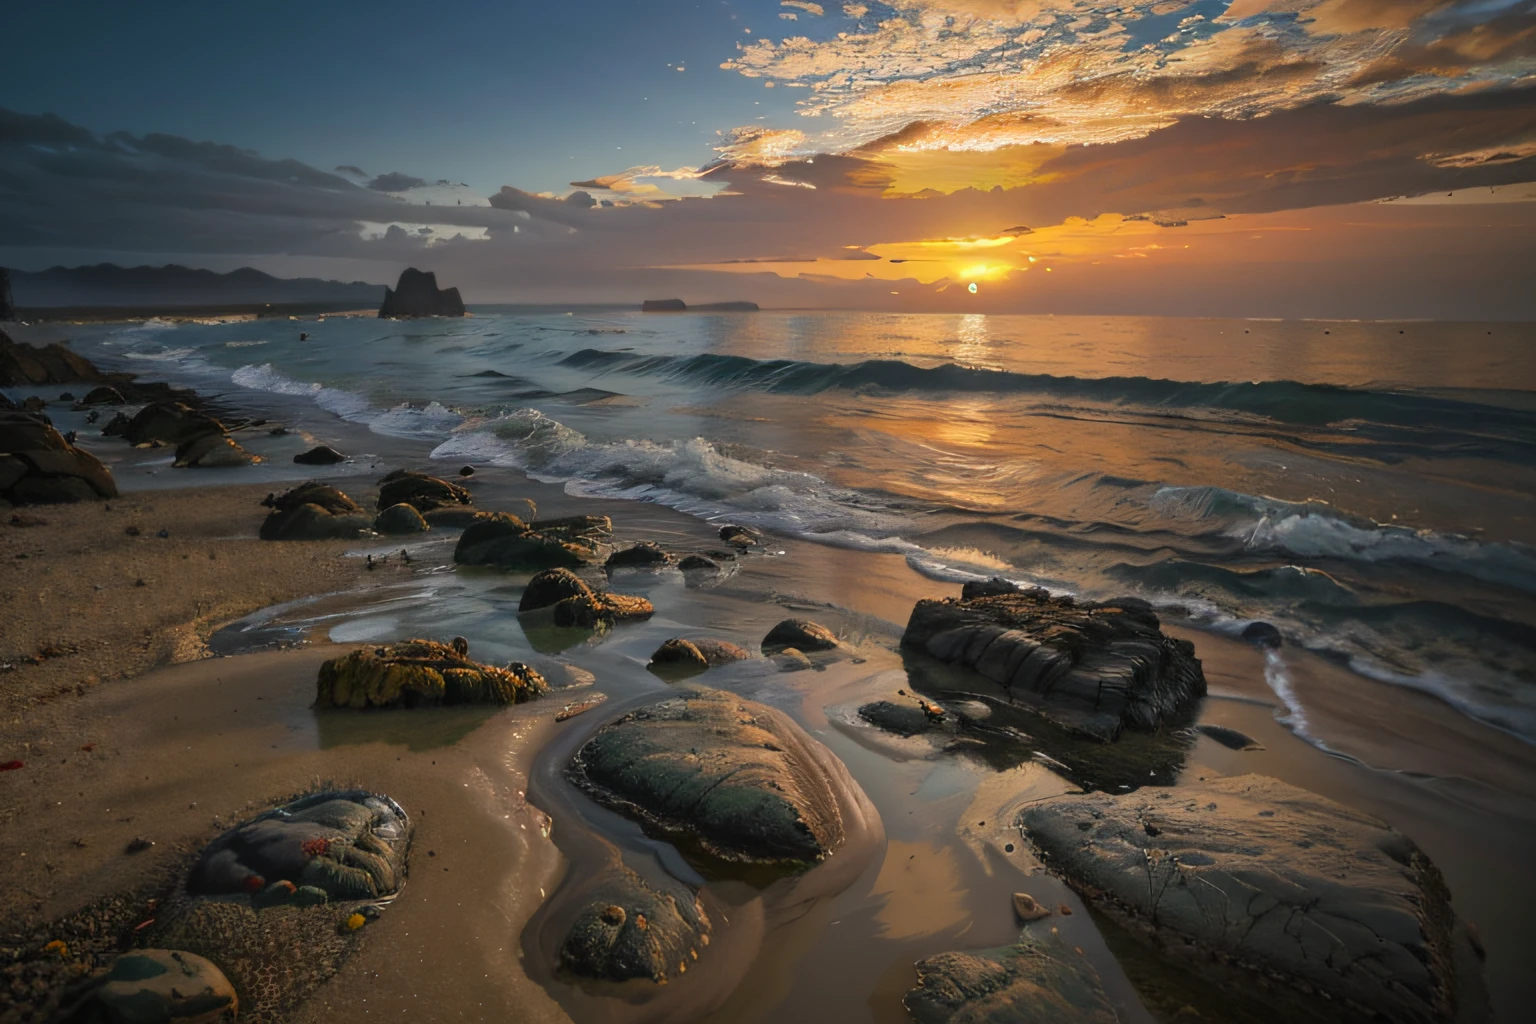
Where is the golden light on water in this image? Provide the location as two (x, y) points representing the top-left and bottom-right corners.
(968, 282), (978, 294)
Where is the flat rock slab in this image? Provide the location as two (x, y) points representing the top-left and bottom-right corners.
(905, 934), (1118, 1024)
(901, 589), (1205, 740)
(1018, 774), (1469, 1024)
(559, 865), (712, 984)
(568, 688), (850, 867)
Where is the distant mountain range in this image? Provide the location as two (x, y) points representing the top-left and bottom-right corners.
(8, 264), (387, 309)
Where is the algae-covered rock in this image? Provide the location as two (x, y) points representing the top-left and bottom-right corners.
(647, 638), (749, 680)
(376, 468), (472, 511)
(65, 949), (238, 1024)
(605, 541), (675, 569)
(559, 866), (712, 984)
(905, 934), (1117, 1024)
(259, 481), (373, 540)
(453, 512), (592, 570)
(552, 591), (654, 628)
(762, 618), (840, 654)
(902, 589), (1204, 741)
(423, 506), (482, 529)
(315, 639), (547, 708)
(189, 789), (410, 901)
(374, 502), (429, 535)
(567, 688), (850, 866)
(519, 567), (595, 612)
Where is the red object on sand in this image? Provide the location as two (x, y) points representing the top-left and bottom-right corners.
(0, 760), (22, 771)
(301, 837), (333, 858)
(241, 874), (266, 893)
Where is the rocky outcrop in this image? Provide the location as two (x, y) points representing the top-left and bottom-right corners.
(0, 327), (101, 387)
(648, 638), (750, 679)
(259, 482), (373, 540)
(316, 639), (547, 708)
(377, 268), (465, 318)
(376, 468), (472, 511)
(558, 866), (712, 984)
(374, 502), (428, 535)
(454, 512), (604, 570)
(61, 949), (238, 1024)
(640, 298), (686, 312)
(0, 410), (118, 504)
(902, 589), (1204, 741)
(905, 935), (1117, 1024)
(190, 790), (411, 901)
(567, 688), (850, 866)
(1017, 774), (1477, 1024)
(762, 618), (840, 654)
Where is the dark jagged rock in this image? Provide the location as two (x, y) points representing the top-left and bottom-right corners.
(0, 327), (102, 387)
(605, 541), (676, 569)
(376, 468), (472, 511)
(905, 934), (1117, 1024)
(1195, 723), (1264, 750)
(61, 949), (239, 1024)
(718, 524), (760, 548)
(189, 790), (410, 900)
(762, 618), (840, 654)
(519, 567), (594, 612)
(961, 576), (1021, 601)
(901, 590), (1205, 741)
(374, 502), (429, 535)
(640, 298), (686, 312)
(1241, 620), (1283, 649)
(0, 410), (118, 504)
(21, 396), (45, 413)
(531, 514), (613, 545)
(567, 687), (850, 866)
(377, 268), (465, 318)
(0, 393), (13, 412)
(552, 591), (655, 627)
(120, 401), (226, 446)
(678, 553), (720, 571)
(294, 444), (346, 465)
(857, 698), (945, 737)
(77, 385), (125, 406)
(559, 866), (711, 984)
(0, 268), (12, 321)
(453, 512), (594, 570)
(1018, 774), (1481, 1024)
(316, 639), (546, 708)
(259, 482), (373, 540)
(174, 430), (256, 468)
(647, 637), (750, 679)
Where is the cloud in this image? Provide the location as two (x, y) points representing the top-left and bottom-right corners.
(335, 164), (368, 178)
(367, 171), (430, 192)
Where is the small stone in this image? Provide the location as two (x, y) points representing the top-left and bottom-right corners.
(345, 912), (367, 930)
(124, 836), (154, 854)
(1013, 893), (1052, 922)
(294, 445), (347, 465)
(458, 465), (475, 477)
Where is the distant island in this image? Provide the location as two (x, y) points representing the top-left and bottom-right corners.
(640, 299), (758, 312)
(6, 264), (386, 311)
(378, 268), (465, 318)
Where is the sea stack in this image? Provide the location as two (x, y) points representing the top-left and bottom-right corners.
(378, 268), (465, 318)
(640, 298), (687, 312)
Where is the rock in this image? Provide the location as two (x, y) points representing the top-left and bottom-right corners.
(605, 541), (676, 569)
(120, 401), (226, 446)
(519, 567), (594, 612)
(961, 577), (1022, 601)
(1195, 723), (1264, 751)
(58, 391), (75, 402)
(376, 469), (472, 511)
(559, 866), (712, 984)
(762, 618), (840, 654)
(0, 327), (103, 387)
(1241, 621), (1283, 650)
(77, 385), (125, 406)
(773, 648), (814, 673)
(0, 269), (11, 321)
(294, 445), (346, 465)
(0, 410), (118, 504)
(857, 699), (944, 737)
(0, 393), (13, 411)
(640, 298), (687, 312)
(22, 395), (45, 413)
(374, 502), (429, 535)
(719, 524), (760, 547)
(1012, 892), (1052, 922)
(647, 637), (750, 679)
(552, 591), (655, 627)
(904, 935), (1117, 1024)
(678, 554), (720, 571)
(1018, 774), (1473, 1024)
(567, 687), (849, 866)
(259, 482), (373, 540)
(377, 268), (465, 318)
(317, 639), (546, 708)
(189, 789), (410, 901)
(531, 514), (612, 545)
(70, 949), (238, 1024)
(453, 512), (593, 570)
(174, 430), (256, 468)
(901, 590), (1205, 741)
(423, 506), (482, 529)
(101, 411), (132, 436)
(458, 465), (475, 477)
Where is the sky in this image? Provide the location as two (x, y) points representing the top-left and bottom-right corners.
(2, 0), (1534, 317)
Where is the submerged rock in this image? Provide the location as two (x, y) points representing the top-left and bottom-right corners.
(376, 468), (472, 511)
(647, 637), (750, 679)
(567, 688), (849, 866)
(189, 789), (411, 901)
(519, 567), (595, 612)
(65, 949), (238, 1024)
(1018, 774), (1476, 1024)
(762, 618), (840, 654)
(857, 698), (945, 737)
(259, 481), (373, 540)
(678, 554), (720, 571)
(423, 506), (482, 529)
(902, 590), (1205, 741)
(719, 524), (760, 548)
(905, 934), (1117, 1024)
(374, 502), (429, 535)
(294, 444), (346, 465)
(1241, 620), (1284, 650)
(1195, 723), (1264, 751)
(0, 410), (118, 504)
(377, 268), (465, 318)
(605, 541), (676, 569)
(559, 866), (712, 984)
(316, 639), (546, 708)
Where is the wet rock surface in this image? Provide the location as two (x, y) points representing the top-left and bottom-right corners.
(293, 444), (346, 465)
(258, 482), (373, 540)
(902, 589), (1205, 741)
(905, 934), (1118, 1024)
(552, 590), (655, 628)
(605, 541), (675, 569)
(60, 949), (238, 1024)
(174, 430), (256, 468)
(568, 688), (850, 867)
(1018, 774), (1475, 1024)
(519, 567), (595, 612)
(373, 502), (429, 535)
(376, 469), (472, 512)
(761, 618), (840, 654)
(1, 410), (118, 504)
(454, 512), (595, 570)
(647, 637), (750, 679)
(558, 866), (712, 985)
(316, 639), (547, 708)
(0, 329), (102, 388)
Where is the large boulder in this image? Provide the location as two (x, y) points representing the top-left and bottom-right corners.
(1018, 774), (1476, 1024)
(376, 468), (472, 511)
(518, 567), (594, 612)
(0, 410), (117, 504)
(315, 639), (547, 708)
(551, 590), (654, 627)
(567, 688), (849, 866)
(605, 541), (676, 569)
(76, 385), (126, 406)
(902, 589), (1205, 741)
(294, 444), (346, 465)
(189, 790), (411, 901)
(259, 482), (372, 540)
(558, 866), (712, 984)
(905, 934), (1118, 1024)
(66, 949), (239, 1024)
(648, 638), (750, 679)
(454, 512), (592, 570)
(174, 430), (256, 468)
(762, 618), (840, 654)
(377, 268), (465, 318)
(118, 401), (226, 446)
(0, 328), (102, 387)
(374, 502), (428, 535)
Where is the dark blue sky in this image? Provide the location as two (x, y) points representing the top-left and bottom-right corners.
(1, 0), (813, 192)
